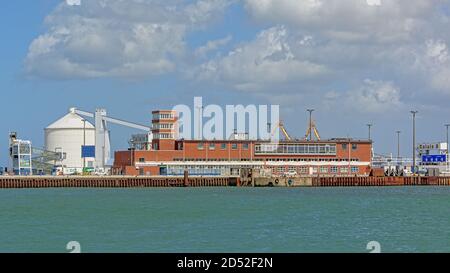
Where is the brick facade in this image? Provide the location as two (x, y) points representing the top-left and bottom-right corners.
(113, 138), (372, 176)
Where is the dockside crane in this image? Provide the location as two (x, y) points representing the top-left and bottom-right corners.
(270, 120), (292, 141)
(304, 120), (321, 141)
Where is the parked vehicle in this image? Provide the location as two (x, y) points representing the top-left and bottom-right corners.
(94, 168), (108, 176)
(284, 170), (298, 177)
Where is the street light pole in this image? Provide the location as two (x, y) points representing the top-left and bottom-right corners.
(396, 130), (401, 160)
(195, 106), (203, 140)
(82, 119), (86, 172)
(367, 123), (373, 141)
(411, 111), (418, 174)
(307, 109), (314, 141)
(445, 124), (450, 171)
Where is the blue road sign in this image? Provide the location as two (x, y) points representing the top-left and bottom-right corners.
(421, 154), (447, 163)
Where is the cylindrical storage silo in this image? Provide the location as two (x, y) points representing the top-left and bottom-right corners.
(45, 108), (95, 173)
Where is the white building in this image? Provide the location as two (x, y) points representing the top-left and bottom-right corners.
(45, 108), (95, 172)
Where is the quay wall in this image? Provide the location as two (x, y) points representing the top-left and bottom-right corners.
(0, 176), (236, 189)
(254, 176), (450, 187)
(1, 176), (450, 189)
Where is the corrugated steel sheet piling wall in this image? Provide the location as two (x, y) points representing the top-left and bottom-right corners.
(311, 176), (450, 187)
(0, 176), (231, 189)
(1, 176), (450, 189)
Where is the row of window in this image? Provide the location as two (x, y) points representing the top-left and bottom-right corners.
(154, 133), (174, 139)
(166, 166), (240, 176)
(173, 158), (250, 162)
(269, 166), (360, 174)
(193, 143), (361, 154)
(152, 123), (174, 129)
(152, 113), (175, 120)
(341, 143), (358, 150)
(255, 144), (337, 155)
(169, 158), (360, 162)
(197, 142), (250, 150)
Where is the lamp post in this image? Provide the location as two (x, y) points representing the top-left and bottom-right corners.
(411, 111), (418, 174)
(195, 106), (203, 140)
(396, 130), (401, 163)
(307, 109), (314, 141)
(445, 124), (450, 171)
(367, 123), (373, 141)
(396, 131), (402, 165)
(82, 118), (86, 172)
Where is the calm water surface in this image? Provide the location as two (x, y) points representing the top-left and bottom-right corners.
(0, 187), (449, 253)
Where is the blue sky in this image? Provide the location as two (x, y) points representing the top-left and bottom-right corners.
(2, 0), (450, 167)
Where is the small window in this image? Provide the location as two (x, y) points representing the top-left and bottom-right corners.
(352, 144), (358, 150)
(209, 143), (215, 150)
(299, 166), (308, 174)
(340, 167), (349, 173)
(231, 143), (238, 150)
(243, 143), (249, 150)
(221, 143), (227, 150)
(197, 143), (204, 150)
(139, 168), (144, 176)
(320, 167), (328, 173)
(139, 158), (145, 163)
(330, 166), (338, 173)
(342, 143), (348, 150)
(351, 166), (359, 173)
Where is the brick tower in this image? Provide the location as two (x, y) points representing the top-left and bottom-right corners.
(151, 110), (178, 150)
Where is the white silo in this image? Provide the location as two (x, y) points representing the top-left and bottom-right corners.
(45, 108), (95, 172)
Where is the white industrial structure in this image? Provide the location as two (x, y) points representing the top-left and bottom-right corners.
(44, 107), (152, 173)
(9, 132), (33, 175)
(45, 108), (96, 172)
(72, 107), (151, 171)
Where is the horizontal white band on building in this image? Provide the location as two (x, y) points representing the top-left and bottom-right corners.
(135, 161), (371, 167)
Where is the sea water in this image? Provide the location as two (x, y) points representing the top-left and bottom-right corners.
(0, 187), (449, 253)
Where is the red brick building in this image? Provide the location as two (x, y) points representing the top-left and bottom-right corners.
(113, 110), (373, 176)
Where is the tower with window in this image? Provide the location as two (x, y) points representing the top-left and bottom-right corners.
(151, 110), (178, 150)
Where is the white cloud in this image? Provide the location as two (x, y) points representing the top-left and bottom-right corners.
(194, 35), (232, 58)
(194, 26), (328, 92)
(25, 0), (232, 79)
(244, 0), (441, 44)
(186, 0), (236, 25)
(325, 79), (403, 113)
(400, 39), (450, 95)
(25, 0), (450, 110)
(422, 40), (450, 93)
(66, 0), (81, 6)
(366, 0), (381, 7)
(229, 0), (450, 109)
(425, 39), (449, 64)
(431, 68), (450, 92)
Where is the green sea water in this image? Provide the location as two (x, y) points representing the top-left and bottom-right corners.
(0, 187), (449, 253)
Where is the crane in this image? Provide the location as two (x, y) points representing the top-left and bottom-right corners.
(271, 120), (292, 141)
(304, 120), (321, 141)
(72, 108), (151, 170)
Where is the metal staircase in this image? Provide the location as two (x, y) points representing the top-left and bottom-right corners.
(31, 147), (65, 174)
